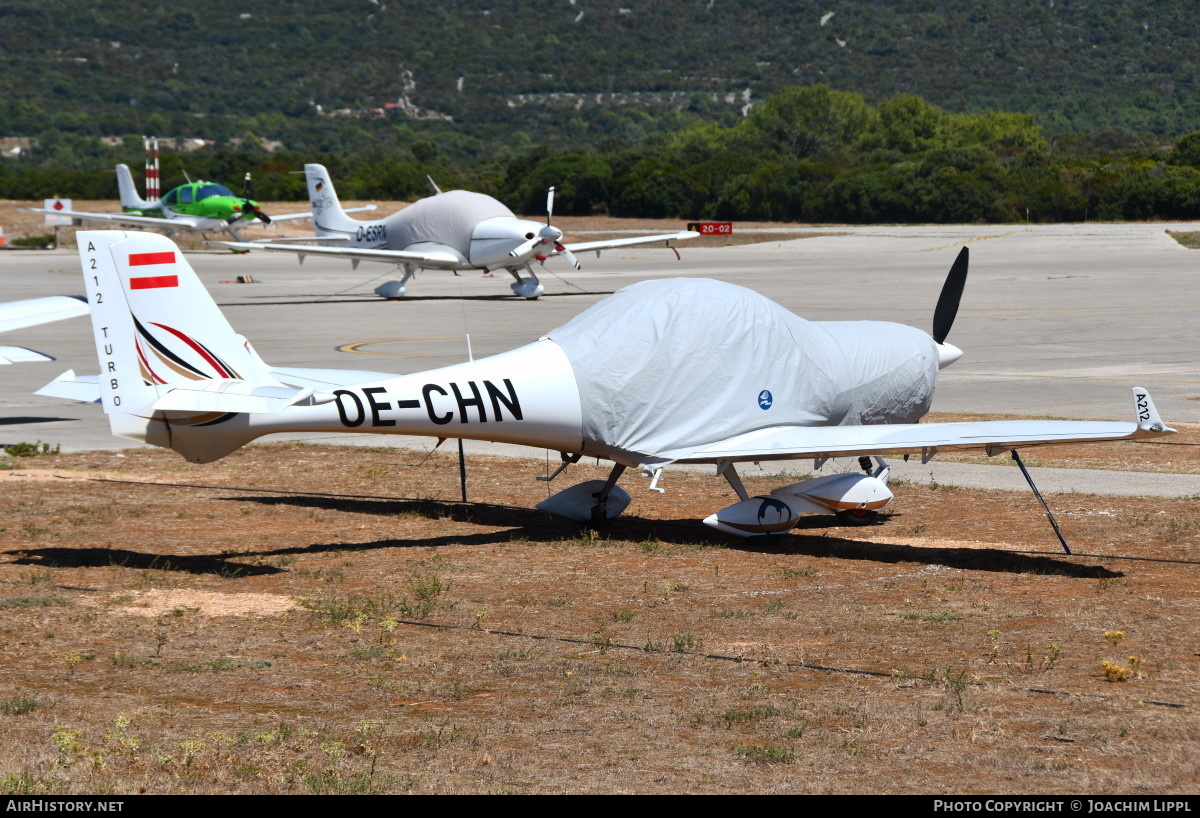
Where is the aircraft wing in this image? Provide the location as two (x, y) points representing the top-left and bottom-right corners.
(230, 205), (377, 224)
(207, 241), (462, 267)
(564, 230), (699, 256)
(0, 296), (88, 333)
(669, 388), (1173, 465)
(0, 346), (55, 365)
(19, 207), (205, 230)
(240, 236), (351, 244)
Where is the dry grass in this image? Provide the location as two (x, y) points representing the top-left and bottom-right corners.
(0, 443), (1196, 794)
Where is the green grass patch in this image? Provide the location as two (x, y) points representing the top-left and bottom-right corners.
(732, 742), (795, 764)
(0, 695), (43, 716)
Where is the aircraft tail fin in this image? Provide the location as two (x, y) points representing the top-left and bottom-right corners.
(77, 230), (278, 462)
(115, 164), (155, 211)
(304, 163), (368, 239)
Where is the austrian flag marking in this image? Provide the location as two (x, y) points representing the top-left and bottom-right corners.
(128, 251), (176, 266)
(128, 251), (178, 289)
(130, 275), (179, 290)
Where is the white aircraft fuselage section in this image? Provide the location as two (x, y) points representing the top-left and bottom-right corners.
(315, 211), (558, 271)
(168, 339), (586, 463)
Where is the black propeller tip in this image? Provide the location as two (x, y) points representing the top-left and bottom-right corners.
(932, 246), (969, 345)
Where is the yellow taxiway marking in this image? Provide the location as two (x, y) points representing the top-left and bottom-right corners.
(926, 232), (1017, 251)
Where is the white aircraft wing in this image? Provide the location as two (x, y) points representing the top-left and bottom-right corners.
(260, 211), (315, 223)
(564, 230), (698, 255)
(208, 241), (461, 267)
(0, 296), (88, 333)
(670, 388), (1172, 464)
(0, 346), (55, 365)
(257, 206), (376, 223)
(241, 236), (351, 244)
(19, 207), (206, 230)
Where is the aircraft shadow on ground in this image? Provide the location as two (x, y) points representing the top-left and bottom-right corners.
(0, 416), (78, 427)
(3, 546), (282, 577)
(224, 494), (1121, 579)
(1, 492), (1121, 580)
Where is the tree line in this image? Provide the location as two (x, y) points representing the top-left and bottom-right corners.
(4, 87), (1200, 224)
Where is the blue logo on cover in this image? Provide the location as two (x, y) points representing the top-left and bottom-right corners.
(758, 389), (773, 410)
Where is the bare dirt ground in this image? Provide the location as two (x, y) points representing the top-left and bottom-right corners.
(0, 200), (826, 251)
(0, 441), (1196, 794)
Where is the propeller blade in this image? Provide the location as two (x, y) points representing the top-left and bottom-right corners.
(556, 244), (581, 270)
(239, 202), (271, 225)
(546, 186), (555, 227)
(932, 247), (969, 345)
(243, 172), (254, 200)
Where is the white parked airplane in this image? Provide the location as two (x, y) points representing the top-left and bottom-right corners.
(212, 164), (698, 299)
(0, 295), (88, 364)
(40, 231), (1174, 548)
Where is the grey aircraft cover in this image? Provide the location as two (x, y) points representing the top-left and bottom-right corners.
(388, 190), (514, 256)
(546, 278), (940, 466)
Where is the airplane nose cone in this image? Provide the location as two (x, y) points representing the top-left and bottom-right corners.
(540, 225), (563, 241)
(937, 342), (963, 369)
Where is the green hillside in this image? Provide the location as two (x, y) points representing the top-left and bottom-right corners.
(4, 0), (1200, 145)
(3, 1), (1200, 223)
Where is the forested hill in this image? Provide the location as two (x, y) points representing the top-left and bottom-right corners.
(3, 0), (1200, 145)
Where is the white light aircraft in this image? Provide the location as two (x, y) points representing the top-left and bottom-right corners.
(41, 231), (1175, 551)
(212, 164), (698, 299)
(0, 295), (88, 364)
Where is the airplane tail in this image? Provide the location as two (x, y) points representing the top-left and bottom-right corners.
(304, 163), (369, 239)
(116, 164), (156, 211)
(77, 230), (284, 462)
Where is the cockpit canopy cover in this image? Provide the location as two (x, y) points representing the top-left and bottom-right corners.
(391, 190), (514, 255)
(547, 278), (939, 464)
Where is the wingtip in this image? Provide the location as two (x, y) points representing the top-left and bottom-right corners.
(1133, 387), (1175, 434)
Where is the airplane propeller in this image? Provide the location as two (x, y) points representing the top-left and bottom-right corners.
(230, 172), (273, 225)
(932, 246), (968, 369)
(509, 186), (567, 261)
(932, 246), (968, 344)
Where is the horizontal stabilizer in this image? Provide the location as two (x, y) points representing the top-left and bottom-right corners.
(269, 366), (400, 390)
(36, 370), (100, 402)
(150, 380), (334, 414)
